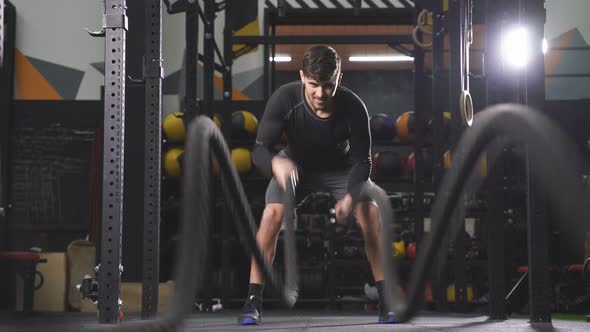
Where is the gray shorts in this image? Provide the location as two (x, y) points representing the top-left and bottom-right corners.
(265, 168), (375, 206)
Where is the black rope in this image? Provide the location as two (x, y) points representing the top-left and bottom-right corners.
(97, 115), (296, 332)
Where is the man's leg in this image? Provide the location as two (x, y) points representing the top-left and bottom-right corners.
(355, 200), (398, 323)
(249, 203), (284, 284)
(355, 201), (383, 282)
(239, 203), (284, 325)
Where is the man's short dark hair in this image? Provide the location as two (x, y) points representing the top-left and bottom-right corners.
(301, 45), (341, 82)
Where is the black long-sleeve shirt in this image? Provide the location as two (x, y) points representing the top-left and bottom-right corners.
(252, 81), (372, 197)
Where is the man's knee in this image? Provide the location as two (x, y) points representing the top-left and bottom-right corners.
(354, 201), (379, 227)
(262, 203), (284, 227)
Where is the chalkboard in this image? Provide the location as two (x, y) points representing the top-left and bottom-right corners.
(9, 126), (95, 228)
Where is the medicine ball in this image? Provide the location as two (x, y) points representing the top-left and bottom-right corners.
(395, 111), (416, 142)
(447, 283), (474, 303)
(478, 153), (488, 177)
(232, 111), (258, 137)
(426, 112), (452, 142)
(370, 113), (396, 140)
(213, 113), (222, 129)
(406, 242), (417, 260)
(163, 112), (186, 142)
(444, 150), (487, 177)
(444, 150), (452, 169)
(372, 151), (405, 178)
(231, 147), (253, 174)
(443, 111), (451, 134)
(392, 240), (406, 258)
(164, 147), (184, 177)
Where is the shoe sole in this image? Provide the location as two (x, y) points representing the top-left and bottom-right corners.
(378, 317), (399, 324)
(239, 317), (261, 325)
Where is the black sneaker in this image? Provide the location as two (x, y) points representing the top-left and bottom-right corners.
(238, 295), (262, 325)
(377, 302), (399, 324)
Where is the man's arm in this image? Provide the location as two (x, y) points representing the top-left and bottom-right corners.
(346, 101), (372, 199)
(251, 88), (288, 177)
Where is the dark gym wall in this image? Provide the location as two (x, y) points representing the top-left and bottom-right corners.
(118, 1), (147, 282)
(120, 82), (147, 282)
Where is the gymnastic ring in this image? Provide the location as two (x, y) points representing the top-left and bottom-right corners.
(460, 90), (474, 127)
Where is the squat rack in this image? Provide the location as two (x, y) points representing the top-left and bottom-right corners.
(93, 0), (163, 323)
(93, 0), (129, 323)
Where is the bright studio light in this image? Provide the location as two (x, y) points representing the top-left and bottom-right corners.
(269, 56), (291, 62)
(542, 38), (548, 54)
(501, 26), (531, 69)
(348, 55), (414, 62)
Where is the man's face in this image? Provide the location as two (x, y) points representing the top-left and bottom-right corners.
(299, 69), (342, 112)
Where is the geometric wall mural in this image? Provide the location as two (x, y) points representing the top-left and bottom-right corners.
(14, 48), (84, 100)
(26, 56), (85, 100)
(90, 61), (105, 75)
(14, 48), (62, 100)
(545, 28), (590, 100)
(163, 69), (181, 95)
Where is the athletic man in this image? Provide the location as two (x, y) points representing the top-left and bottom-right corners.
(238, 45), (397, 325)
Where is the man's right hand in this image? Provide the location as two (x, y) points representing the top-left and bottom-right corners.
(272, 156), (298, 191)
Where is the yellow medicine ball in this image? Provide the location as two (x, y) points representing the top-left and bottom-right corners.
(213, 113), (222, 129)
(478, 153), (488, 177)
(164, 147), (184, 177)
(231, 147), (252, 174)
(392, 240), (406, 258)
(443, 150), (487, 177)
(232, 111), (258, 137)
(163, 112), (186, 142)
(447, 284), (474, 303)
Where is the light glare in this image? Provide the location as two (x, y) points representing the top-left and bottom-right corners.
(542, 38), (548, 54)
(349, 55), (414, 62)
(269, 56), (291, 62)
(501, 26), (531, 69)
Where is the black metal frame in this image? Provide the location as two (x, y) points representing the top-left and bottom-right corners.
(259, 5), (418, 99)
(484, 0), (550, 323)
(220, 3), (234, 306)
(141, 0), (163, 319)
(97, 0), (128, 323)
(411, 2), (427, 262)
(0, 0), (15, 252)
(184, 1), (199, 117)
(448, 0), (472, 313)
(202, 0), (215, 118)
(429, 0), (450, 312)
(232, 34), (415, 45)
(484, 0), (509, 320)
(163, 0), (200, 118)
(523, 0), (551, 323)
(267, 8), (415, 25)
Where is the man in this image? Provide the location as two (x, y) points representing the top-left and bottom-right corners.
(238, 45), (396, 325)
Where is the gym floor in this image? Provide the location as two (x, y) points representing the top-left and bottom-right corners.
(1, 310), (588, 331)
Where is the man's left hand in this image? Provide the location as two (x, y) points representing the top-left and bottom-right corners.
(334, 194), (353, 224)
